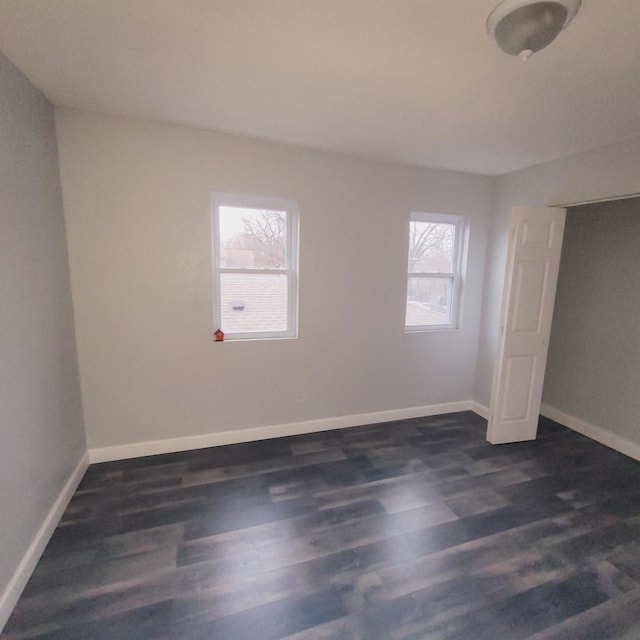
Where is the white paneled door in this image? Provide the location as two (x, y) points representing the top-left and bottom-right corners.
(487, 206), (566, 444)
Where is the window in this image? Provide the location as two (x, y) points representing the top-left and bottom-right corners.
(212, 193), (299, 340)
(405, 212), (464, 331)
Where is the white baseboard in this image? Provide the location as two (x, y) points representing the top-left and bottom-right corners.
(90, 401), (478, 463)
(540, 403), (640, 462)
(0, 451), (89, 632)
(470, 401), (490, 420)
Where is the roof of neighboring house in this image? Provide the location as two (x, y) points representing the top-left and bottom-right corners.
(220, 273), (288, 333)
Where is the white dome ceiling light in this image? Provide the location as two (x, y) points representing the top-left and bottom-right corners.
(487, 0), (582, 61)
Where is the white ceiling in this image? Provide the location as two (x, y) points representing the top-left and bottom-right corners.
(1, 0), (639, 175)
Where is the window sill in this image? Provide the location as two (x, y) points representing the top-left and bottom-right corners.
(405, 326), (459, 333)
(214, 335), (298, 343)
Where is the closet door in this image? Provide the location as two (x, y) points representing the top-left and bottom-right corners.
(487, 206), (566, 444)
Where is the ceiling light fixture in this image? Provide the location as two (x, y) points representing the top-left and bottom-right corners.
(487, 0), (582, 62)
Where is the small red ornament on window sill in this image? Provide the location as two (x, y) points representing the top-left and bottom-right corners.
(214, 329), (224, 342)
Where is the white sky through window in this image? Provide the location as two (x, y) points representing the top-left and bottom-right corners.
(218, 206), (286, 246)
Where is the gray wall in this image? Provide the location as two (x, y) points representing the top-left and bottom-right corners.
(0, 53), (85, 599)
(474, 136), (640, 411)
(543, 199), (640, 444)
(55, 109), (492, 452)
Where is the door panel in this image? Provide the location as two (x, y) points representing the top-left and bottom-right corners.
(487, 206), (566, 444)
(501, 355), (536, 422)
(512, 261), (548, 332)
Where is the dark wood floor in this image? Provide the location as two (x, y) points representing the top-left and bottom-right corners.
(4, 411), (640, 639)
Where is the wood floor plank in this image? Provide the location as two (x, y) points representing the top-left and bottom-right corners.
(4, 411), (640, 640)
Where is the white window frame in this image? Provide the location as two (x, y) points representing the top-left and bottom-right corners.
(211, 192), (299, 341)
(405, 212), (465, 332)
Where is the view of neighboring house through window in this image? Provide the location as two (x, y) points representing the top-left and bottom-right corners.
(212, 193), (299, 340)
(406, 212), (465, 331)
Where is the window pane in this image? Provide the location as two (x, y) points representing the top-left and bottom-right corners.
(408, 221), (455, 273)
(219, 206), (287, 269)
(220, 273), (288, 333)
(406, 276), (452, 326)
